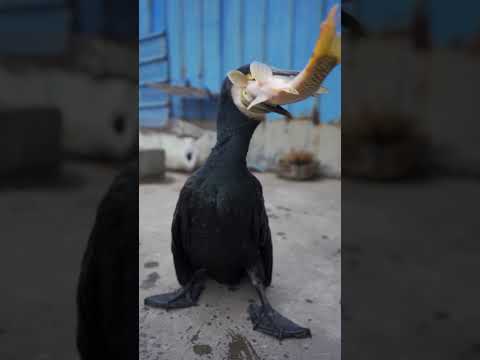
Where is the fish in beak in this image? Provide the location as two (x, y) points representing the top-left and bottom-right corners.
(228, 4), (341, 118)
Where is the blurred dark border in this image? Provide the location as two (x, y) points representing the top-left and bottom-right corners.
(342, 1), (480, 359)
(0, 1), (138, 359)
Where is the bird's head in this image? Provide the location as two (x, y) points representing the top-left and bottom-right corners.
(225, 4), (341, 122)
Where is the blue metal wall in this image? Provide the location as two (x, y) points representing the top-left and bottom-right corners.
(139, 0), (341, 127)
(0, 0), (137, 55)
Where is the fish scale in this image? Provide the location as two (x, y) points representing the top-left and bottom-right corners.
(298, 55), (338, 95)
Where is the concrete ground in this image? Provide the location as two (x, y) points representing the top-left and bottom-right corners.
(342, 176), (480, 360)
(139, 172), (341, 360)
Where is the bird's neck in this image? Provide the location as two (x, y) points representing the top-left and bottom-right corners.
(211, 95), (260, 168)
(211, 125), (257, 167)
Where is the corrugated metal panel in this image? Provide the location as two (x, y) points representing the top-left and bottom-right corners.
(139, 31), (170, 127)
(139, 0), (169, 127)
(139, 0), (341, 127)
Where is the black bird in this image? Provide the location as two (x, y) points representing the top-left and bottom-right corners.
(77, 163), (138, 359)
(144, 5), (340, 340)
(144, 65), (311, 339)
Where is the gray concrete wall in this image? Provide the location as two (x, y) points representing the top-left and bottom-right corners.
(248, 119), (341, 177)
(0, 66), (137, 160)
(345, 36), (479, 175)
(140, 120), (341, 178)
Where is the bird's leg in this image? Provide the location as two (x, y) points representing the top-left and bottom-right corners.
(247, 267), (311, 340)
(144, 269), (207, 310)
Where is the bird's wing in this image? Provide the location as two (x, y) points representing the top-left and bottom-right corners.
(259, 209), (273, 287)
(171, 187), (195, 286)
(253, 179), (273, 287)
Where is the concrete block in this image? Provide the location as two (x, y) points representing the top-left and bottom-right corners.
(139, 149), (165, 179)
(139, 131), (203, 172)
(0, 107), (62, 178)
(0, 66), (137, 160)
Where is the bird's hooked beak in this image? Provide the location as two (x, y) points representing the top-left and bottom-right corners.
(228, 4), (340, 120)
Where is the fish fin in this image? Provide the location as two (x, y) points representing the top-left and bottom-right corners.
(228, 70), (249, 87)
(282, 86), (299, 95)
(250, 61), (273, 84)
(314, 86), (328, 96)
(247, 94), (269, 110)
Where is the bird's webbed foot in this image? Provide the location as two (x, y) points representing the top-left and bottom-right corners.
(247, 267), (311, 340)
(248, 302), (312, 340)
(144, 270), (206, 310)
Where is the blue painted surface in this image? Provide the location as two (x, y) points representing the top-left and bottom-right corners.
(139, 0), (341, 127)
(0, 0), (137, 55)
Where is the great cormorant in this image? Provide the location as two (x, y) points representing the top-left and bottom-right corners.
(144, 65), (311, 339)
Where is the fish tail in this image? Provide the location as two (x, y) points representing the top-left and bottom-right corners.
(329, 34), (341, 63)
(305, 5), (340, 75)
(296, 5), (340, 95)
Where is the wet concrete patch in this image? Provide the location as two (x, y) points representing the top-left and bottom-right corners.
(432, 311), (450, 320)
(193, 344), (213, 356)
(140, 272), (160, 289)
(144, 261), (159, 269)
(343, 244), (363, 254)
(190, 328), (201, 343)
(227, 330), (260, 360)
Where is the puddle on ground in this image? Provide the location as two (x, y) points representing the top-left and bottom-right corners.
(193, 344), (212, 356)
(227, 330), (260, 360)
(144, 261), (159, 268)
(140, 272), (160, 289)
